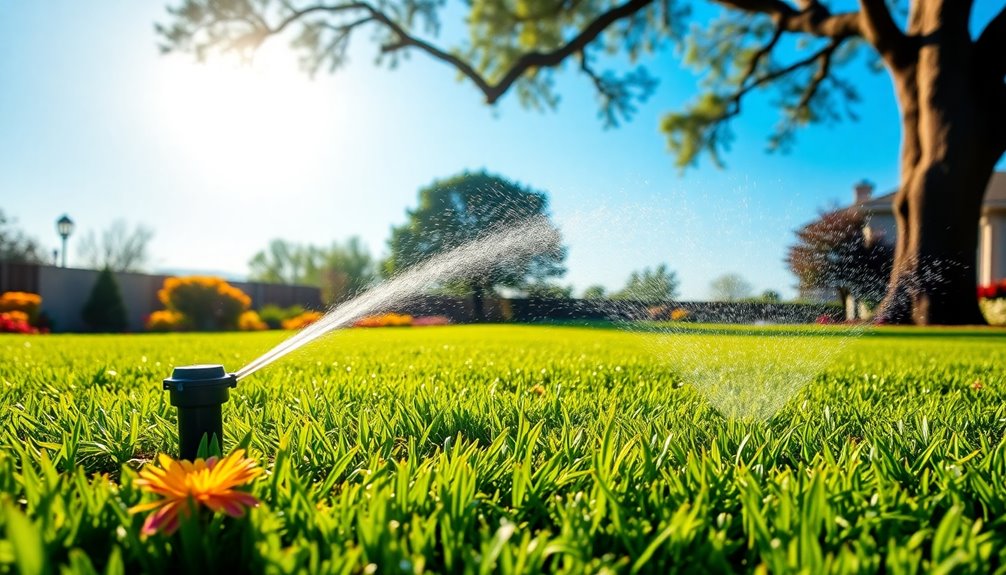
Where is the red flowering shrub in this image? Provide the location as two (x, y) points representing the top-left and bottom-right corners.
(978, 279), (1006, 300)
(0, 311), (36, 333)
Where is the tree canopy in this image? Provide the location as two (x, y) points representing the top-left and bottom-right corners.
(786, 206), (893, 304)
(248, 237), (376, 303)
(611, 264), (680, 301)
(384, 170), (566, 319)
(158, 0), (1006, 324)
(709, 272), (753, 301)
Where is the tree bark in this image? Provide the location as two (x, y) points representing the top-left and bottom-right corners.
(471, 282), (486, 323)
(875, 1), (996, 325)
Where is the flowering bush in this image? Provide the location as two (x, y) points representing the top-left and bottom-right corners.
(238, 310), (268, 331)
(0, 311), (35, 333)
(146, 310), (186, 332)
(978, 279), (1006, 300)
(0, 291), (41, 323)
(670, 308), (690, 322)
(155, 276), (251, 331)
(281, 310), (323, 330)
(978, 280), (1006, 326)
(353, 313), (413, 328)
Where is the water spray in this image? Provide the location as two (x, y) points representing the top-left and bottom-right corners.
(159, 216), (561, 459)
(163, 365), (236, 460)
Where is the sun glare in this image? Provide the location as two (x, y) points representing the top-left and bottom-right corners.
(153, 44), (332, 198)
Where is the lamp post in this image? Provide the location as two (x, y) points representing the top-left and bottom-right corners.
(56, 215), (74, 268)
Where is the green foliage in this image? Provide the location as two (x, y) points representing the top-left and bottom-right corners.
(81, 268), (129, 333)
(709, 272), (753, 302)
(256, 304), (305, 330)
(384, 170), (566, 292)
(522, 282), (574, 299)
(582, 285), (607, 299)
(156, 0), (872, 169)
(758, 289), (782, 303)
(1, 326), (1005, 572)
(248, 238), (376, 304)
(612, 263), (680, 301)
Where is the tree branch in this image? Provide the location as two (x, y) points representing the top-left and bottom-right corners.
(262, 0), (657, 105)
(725, 39), (842, 117)
(714, 0), (861, 39)
(857, 0), (911, 67)
(378, 0), (657, 104)
(738, 22), (785, 89)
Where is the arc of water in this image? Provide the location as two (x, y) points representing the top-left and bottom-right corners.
(234, 216), (560, 380)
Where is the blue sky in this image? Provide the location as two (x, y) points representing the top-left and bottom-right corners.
(1, 2), (1001, 299)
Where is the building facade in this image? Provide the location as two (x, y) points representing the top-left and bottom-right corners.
(856, 172), (1006, 285)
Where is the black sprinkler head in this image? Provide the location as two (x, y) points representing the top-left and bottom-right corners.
(163, 365), (236, 460)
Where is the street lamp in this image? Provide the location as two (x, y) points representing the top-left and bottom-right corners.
(56, 215), (74, 268)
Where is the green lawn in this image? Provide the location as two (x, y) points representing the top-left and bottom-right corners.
(1, 325), (1005, 573)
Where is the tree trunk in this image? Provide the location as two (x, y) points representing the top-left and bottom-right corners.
(471, 282), (486, 323)
(875, 3), (996, 325)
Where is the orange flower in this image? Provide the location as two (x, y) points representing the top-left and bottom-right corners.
(130, 450), (263, 535)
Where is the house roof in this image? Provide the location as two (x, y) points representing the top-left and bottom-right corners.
(860, 171), (1006, 213)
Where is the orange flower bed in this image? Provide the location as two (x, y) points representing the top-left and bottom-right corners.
(0, 291), (41, 321)
(353, 313), (413, 328)
(282, 310), (323, 330)
(238, 310), (268, 331)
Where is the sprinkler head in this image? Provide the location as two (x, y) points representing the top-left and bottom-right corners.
(163, 365), (237, 460)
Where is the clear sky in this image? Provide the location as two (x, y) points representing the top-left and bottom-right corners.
(1, 2), (1002, 300)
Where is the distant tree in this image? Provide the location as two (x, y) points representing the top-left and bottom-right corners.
(759, 289), (782, 304)
(709, 273), (753, 302)
(78, 220), (153, 272)
(249, 237), (376, 303)
(248, 239), (317, 284)
(523, 282), (574, 299)
(319, 237), (377, 303)
(612, 264), (680, 301)
(582, 285), (607, 299)
(0, 210), (45, 263)
(384, 170), (565, 321)
(159, 1), (1006, 325)
(81, 267), (129, 332)
(786, 208), (893, 306)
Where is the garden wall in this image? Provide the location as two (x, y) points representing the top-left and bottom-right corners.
(2, 264), (323, 332)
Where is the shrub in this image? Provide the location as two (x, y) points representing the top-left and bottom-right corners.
(980, 299), (1006, 326)
(0, 291), (41, 324)
(258, 304), (305, 330)
(157, 276), (251, 331)
(0, 311), (35, 333)
(146, 310), (186, 332)
(282, 310), (323, 330)
(353, 313), (413, 328)
(81, 268), (129, 332)
(670, 308), (690, 322)
(978, 279), (1006, 300)
(978, 280), (1006, 326)
(238, 310), (269, 331)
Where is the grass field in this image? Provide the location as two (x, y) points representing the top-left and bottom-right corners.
(1, 324), (1005, 574)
